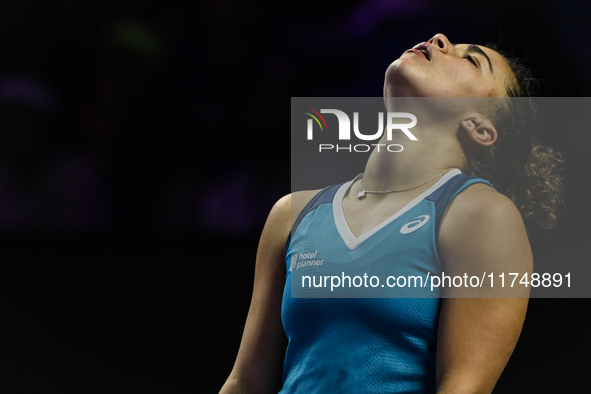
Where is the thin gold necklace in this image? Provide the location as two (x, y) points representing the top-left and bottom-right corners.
(356, 171), (447, 199)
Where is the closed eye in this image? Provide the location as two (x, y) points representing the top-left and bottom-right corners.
(464, 54), (478, 67)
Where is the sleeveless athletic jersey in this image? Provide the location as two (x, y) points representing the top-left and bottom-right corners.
(280, 169), (492, 394)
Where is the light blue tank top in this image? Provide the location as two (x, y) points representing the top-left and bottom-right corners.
(280, 169), (492, 393)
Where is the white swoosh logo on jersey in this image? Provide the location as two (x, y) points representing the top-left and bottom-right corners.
(400, 215), (430, 234)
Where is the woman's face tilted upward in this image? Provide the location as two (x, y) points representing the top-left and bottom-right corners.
(384, 33), (514, 98)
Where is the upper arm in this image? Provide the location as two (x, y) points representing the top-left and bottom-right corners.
(221, 189), (320, 394)
(435, 184), (532, 394)
(220, 194), (291, 394)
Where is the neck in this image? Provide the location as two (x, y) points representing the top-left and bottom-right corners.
(361, 121), (465, 191)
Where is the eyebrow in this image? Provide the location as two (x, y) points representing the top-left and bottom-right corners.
(465, 44), (493, 74)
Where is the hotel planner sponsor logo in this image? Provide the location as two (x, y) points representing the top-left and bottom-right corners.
(292, 250), (324, 271)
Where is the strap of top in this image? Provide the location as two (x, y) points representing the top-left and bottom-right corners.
(285, 184), (343, 253)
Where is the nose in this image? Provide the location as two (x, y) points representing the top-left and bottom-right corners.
(428, 33), (451, 53)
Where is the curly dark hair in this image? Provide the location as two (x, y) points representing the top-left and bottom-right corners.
(462, 48), (565, 230)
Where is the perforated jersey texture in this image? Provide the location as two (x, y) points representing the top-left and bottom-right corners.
(279, 173), (491, 393)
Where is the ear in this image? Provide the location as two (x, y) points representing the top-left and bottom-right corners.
(460, 117), (498, 147)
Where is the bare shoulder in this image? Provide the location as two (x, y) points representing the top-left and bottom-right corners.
(263, 189), (322, 247)
(442, 183), (523, 227)
(439, 183), (532, 274)
(288, 189), (323, 226)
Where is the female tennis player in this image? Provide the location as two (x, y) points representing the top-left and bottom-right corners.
(220, 33), (563, 393)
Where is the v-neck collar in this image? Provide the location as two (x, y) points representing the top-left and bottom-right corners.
(333, 169), (462, 250)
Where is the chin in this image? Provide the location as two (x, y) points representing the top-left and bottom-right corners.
(384, 59), (427, 98)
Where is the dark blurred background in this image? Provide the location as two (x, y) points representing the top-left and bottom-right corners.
(0, 0), (589, 392)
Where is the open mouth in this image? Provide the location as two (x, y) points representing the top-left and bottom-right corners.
(411, 42), (432, 61)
